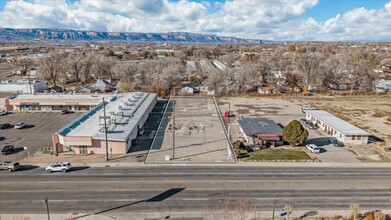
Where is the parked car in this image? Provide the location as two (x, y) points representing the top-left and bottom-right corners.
(0, 161), (20, 172)
(61, 109), (69, 114)
(329, 139), (344, 147)
(1, 145), (14, 155)
(45, 162), (72, 173)
(0, 111), (8, 116)
(14, 122), (27, 129)
(308, 123), (318, 130)
(306, 144), (320, 154)
(0, 123), (12, 129)
(299, 118), (309, 126)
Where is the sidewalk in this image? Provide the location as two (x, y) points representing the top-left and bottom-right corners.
(2, 209), (391, 220)
(25, 161), (391, 168)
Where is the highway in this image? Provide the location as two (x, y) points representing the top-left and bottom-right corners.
(0, 166), (390, 216)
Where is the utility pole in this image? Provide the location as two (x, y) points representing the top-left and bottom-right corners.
(43, 198), (50, 220)
(103, 98), (109, 161)
(272, 199), (276, 220)
(228, 102), (231, 123)
(172, 96), (175, 160)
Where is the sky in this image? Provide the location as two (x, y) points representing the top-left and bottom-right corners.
(0, 0), (390, 41)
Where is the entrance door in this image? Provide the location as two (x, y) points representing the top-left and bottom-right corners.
(79, 146), (88, 154)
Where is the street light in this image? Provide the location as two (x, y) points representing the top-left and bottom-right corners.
(42, 198), (50, 220)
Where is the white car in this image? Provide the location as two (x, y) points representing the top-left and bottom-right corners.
(14, 122), (27, 129)
(45, 162), (72, 173)
(306, 144), (320, 154)
(0, 111), (8, 116)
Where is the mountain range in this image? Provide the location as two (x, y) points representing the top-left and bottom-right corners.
(0, 28), (264, 44)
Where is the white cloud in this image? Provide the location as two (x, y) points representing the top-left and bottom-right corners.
(0, 0), (390, 41)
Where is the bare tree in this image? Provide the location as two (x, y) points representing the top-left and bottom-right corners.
(283, 204), (293, 220)
(161, 64), (183, 93)
(80, 52), (96, 83)
(12, 58), (34, 76)
(94, 55), (115, 79)
(114, 62), (138, 92)
(205, 68), (224, 96)
(293, 51), (322, 90)
(350, 203), (361, 220)
(65, 52), (84, 82)
(38, 53), (65, 86)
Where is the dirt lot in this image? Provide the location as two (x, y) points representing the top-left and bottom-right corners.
(0, 112), (83, 162)
(220, 95), (390, 163)
(146, 97), (234, 163)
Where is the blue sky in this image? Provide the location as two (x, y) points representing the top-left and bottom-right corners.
(0, 0), (391, 41)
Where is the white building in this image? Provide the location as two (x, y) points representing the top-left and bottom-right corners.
(304, 110), (370, 145)
(0, 80), (47, 94)
(53, 92), (157, 154)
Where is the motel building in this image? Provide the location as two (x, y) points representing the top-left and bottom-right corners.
(304, 109), (370, 145)
(53, 92), (157, 154)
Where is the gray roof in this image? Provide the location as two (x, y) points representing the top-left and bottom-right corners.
(304, 110), (370, 136)
(238, 117), (282, 136)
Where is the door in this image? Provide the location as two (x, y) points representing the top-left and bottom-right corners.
(79, 146), (88, 154)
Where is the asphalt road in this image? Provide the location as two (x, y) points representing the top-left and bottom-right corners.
(0, 166), (390, 216)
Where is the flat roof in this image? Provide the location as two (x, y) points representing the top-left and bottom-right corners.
(57, 92), (157, 141)
(10, 93), (114, 100)
(238, 117), (282, 136)
(304, 110), (370, 136)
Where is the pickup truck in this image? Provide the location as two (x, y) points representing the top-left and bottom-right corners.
(0, 161), (20, 172)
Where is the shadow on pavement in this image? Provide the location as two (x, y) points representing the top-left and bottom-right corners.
(69, 166), (90, 172)
(76, 188), (185, 219)
(12, 147), (25, 154)
(146, 188), (185, 202)
(18, 165), (40, 171)
(304, 137), (330, 147)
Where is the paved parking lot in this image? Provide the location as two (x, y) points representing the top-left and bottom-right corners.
(0, 111), (83, 162)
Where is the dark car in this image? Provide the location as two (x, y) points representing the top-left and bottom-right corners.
(61, 109), (70, 114)
(1, 145), (14, 155)
(308, 123), (318, 130)
(0, 123), (12, 129)
(329, 139), (344, 147)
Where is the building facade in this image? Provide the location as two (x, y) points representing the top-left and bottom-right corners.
(53, 92), (157, 154)
(304, 109), (370, 145)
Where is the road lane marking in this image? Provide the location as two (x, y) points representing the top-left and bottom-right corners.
(0, 178), (386, 185)
(0, 187), (389, 193)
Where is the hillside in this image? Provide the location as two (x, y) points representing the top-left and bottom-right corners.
(0, 28), (263, 44)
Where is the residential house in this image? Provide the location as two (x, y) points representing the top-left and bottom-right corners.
(238, 116), (284, 147)
(94, 79), (113, 92)
(77, 86), (96, 94)
(258, 86), (279, 94)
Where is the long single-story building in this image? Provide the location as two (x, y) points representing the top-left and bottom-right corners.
(304, 109), (370, 145)
(53, 92), (157, 154)
(238, 116), (283, 147)
(3, 93), (113, 112)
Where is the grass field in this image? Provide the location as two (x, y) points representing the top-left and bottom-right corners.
(244, 149), (311, 161)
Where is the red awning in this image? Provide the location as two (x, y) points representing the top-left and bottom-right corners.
(256, 134), (281, 141)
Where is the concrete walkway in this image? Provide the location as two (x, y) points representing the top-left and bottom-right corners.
(26, 161), (391, 168)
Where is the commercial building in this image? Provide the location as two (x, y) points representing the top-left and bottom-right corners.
(3, 93), (112, 112)
(0, 80), (47, 94)
(304, 109), (370, 145)
(53, 92), (157, 154)
(238, 116), (283, 147)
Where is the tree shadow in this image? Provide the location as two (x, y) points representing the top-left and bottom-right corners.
(76, 188), (185, 219)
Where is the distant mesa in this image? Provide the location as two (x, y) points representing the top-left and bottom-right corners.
(0, 28), (266, 44)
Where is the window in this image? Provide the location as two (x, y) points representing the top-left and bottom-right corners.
(357, 135), (361, 140)
(352, 135), (356, 140)
(340, 134), (342, 138)
(335, 130), (337, 135)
